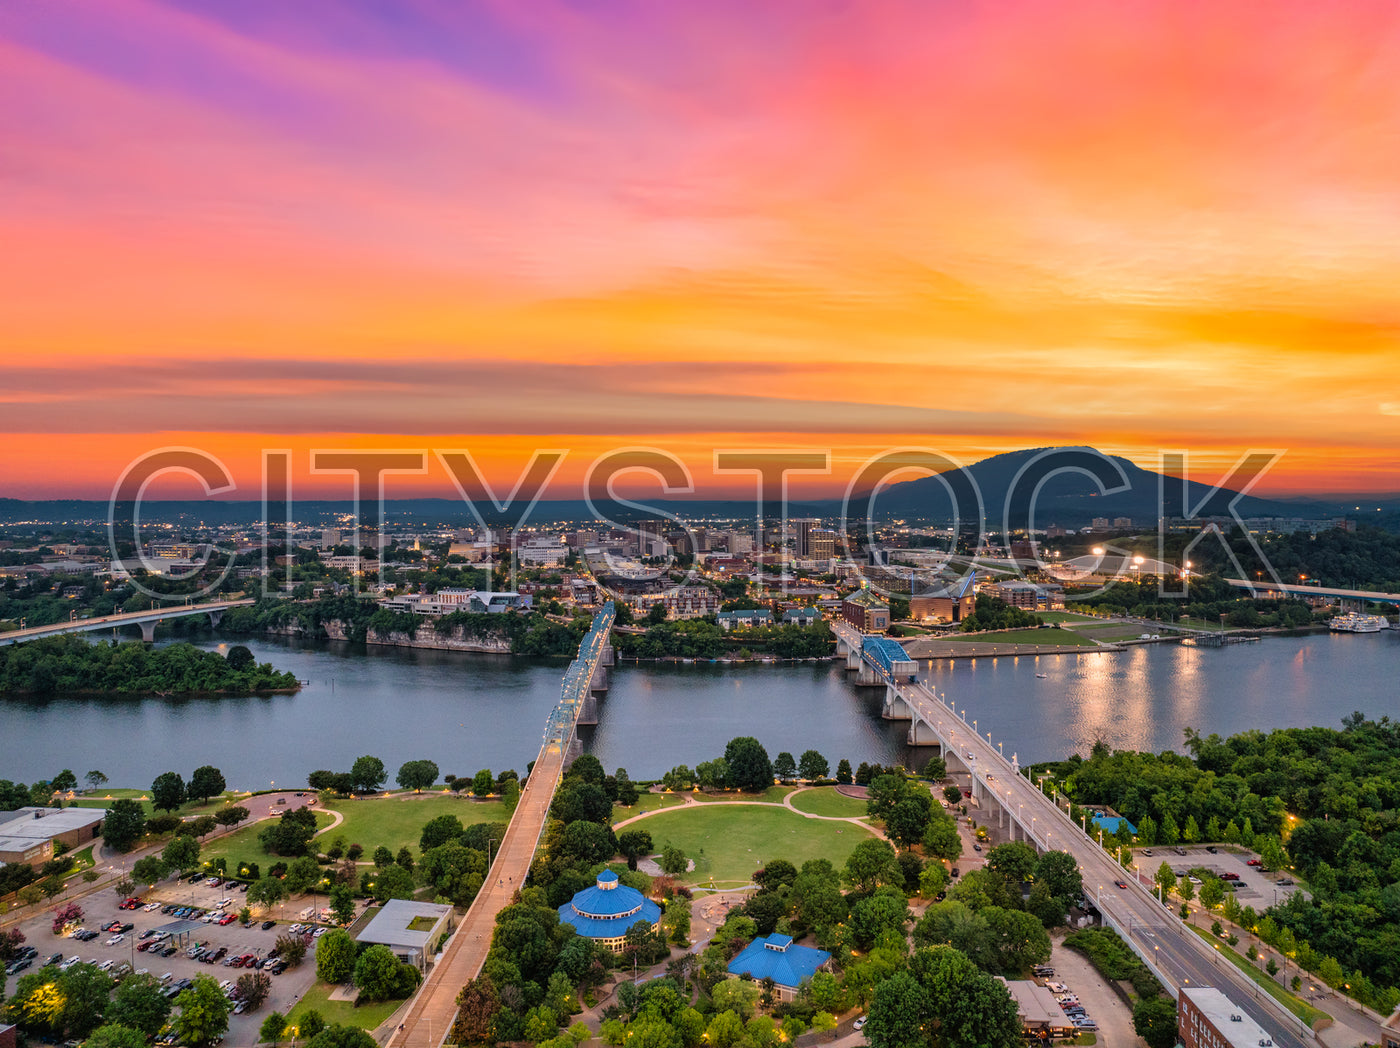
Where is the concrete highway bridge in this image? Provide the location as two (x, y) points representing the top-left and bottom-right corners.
(832, 618), (1327, 1047)
(1226, 577), (1400, 608)
(0, 598), (255, 646)
(390, 603), (615, 1048)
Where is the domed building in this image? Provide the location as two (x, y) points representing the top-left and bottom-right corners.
(557, 870), (662, 951)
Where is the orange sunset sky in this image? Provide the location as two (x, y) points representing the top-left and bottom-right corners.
(3, 0), (1400, 500)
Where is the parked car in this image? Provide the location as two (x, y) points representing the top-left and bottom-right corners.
(853, 1017), (867, 1031)
(261, 920), (277, 930)
(1247, 858), (1262, 867)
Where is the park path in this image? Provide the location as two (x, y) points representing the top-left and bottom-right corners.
(613, 787), (878, 837)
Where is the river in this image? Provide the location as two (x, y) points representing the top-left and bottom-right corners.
(1, 632), (1397, 786)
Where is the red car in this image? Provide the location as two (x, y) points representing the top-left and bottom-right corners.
(218, 915), (236, 926)
(1115, 881), (1129, 889)
(1246, 859), (1262, 867)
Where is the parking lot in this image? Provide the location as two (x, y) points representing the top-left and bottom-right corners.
(1046, 939), (1145, 1046)
(1143, 844), (1308, 907)
(8, 871), (321, 1044)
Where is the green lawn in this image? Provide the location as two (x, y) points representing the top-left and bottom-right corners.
(1187, 926), (1325, 1026)
(944, 629), (1100, 646)
(68, 789), (250, 819)
(286, 980), (407, 1032)
(788, 788), (870, 818)
(639, 805), (873, 887)
(199, 811), (336, 870)
(1036, 611), (1097, 624)
(618, 793), (687, 816)
(1065, 624), (1148, 641)
(324, 794), (506, 858)
(692, 786), (795, 804)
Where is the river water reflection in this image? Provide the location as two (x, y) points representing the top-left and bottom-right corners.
(1, 632), (1395, 785)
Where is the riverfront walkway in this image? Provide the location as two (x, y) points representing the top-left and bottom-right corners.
(388, 603), (615, 1048)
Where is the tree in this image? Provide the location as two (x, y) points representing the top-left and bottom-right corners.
(163, 835), (200, 872)
(614, 768), (638, 806)
(83, 1025), (148, 1048)
(844, 838), (903, 894)
(773, 751), (797, 781)
(618, 829), (654, 871)
(723, 737), (774, 792)
(373, 845), (394, 868)
(130, 856), (167, 886)
(172, 975), (232, 1047)
(942, 785), (962, 804)
(660, 843), (689, 876)
(188, 766), (226, 804)
(1199, 877), (1225, 911)
(237, 971), (272, 1010)
(107, 973), (172, 1037)
(151, 771), (186, 812)
(284, 855), (323, 896)
(373, 864), (415, 903)
(1155, 862), (1176, 898)
(214, 804), (249, 828)
(102, 798), (146, 852)
(350, 755), (386, 792)
(330, 883), (356, 925)
(420, 814), (465, 851)
(1033, 851), (1083, 910)
(1132, 996), (1178, 1048)
(836, 758), (853, 785)
(922, 814), (963, 862)
(113, 875), (136, 901)
(354, 944), (421, 1001)
(247, 876), (288, 911)
(274, 933), (308, 967)
(317, 929), (358, 983)
(51, 768), (77, 793)
(85, 769), (109, 791)
(307, 1025), (379, 1048)
(983, 906), (1051, 973)
(886, 796), (934, 849)
(1182, 814), (1200, 844)
(259, 1011), (289, 1044)
(298, 1010), (327, 1040)
(50, 902), (82, 935)
(225, 644), (256, 672)
(798, 749), (829, 781)
(396, 759), (440, 792)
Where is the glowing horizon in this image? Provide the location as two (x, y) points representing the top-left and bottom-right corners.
(3, 1), (1399, 500)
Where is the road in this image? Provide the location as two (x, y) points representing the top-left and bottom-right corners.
(898, 673), (1317, 1048)
(834, 620), (1322, 1046)
(0, 598), (254, 646)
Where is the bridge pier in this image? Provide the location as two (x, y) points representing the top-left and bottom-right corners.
(588, 664), (609, 692)
(846, 649), (863, 671)
(907, 718), (941, 745)
(835, 636), (850, 656)
(577, 694), (598, 726)
(855, 664), (883, 686)
(882, 686), (913, 720)
(207, 609), (224, 628)
(140, 621), (157, 643)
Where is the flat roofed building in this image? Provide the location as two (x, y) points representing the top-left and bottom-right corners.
(0, 834), (53, 868)
(998, 979), (1076, 1037)
(0, 807), (104, 853)
(354, 899), (454, 971)
(1178, 986), (1277, 1048)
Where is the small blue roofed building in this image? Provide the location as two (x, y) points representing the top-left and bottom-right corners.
(1090, 814), (1136, 837)
(557, 870), (662, 952)
(726, 934), (831, 1001)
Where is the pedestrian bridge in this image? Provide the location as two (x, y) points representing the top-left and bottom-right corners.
(0, 598), (255, 647)
(389, 602), (614, 1048)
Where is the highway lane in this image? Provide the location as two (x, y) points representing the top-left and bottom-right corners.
(829, 621), (1324, 1047)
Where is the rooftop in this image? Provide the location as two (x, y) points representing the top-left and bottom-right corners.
(0, 807), (105, 842)
(558, 871), (661, 939)
(356, 899), (453, 951)
(1181, 987), (1276, 1047)
(727, 934), (830, 988)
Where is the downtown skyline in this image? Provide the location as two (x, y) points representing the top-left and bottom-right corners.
(3, 1), (1400, 499)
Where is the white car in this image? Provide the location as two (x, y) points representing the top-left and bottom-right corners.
(312, 927), (326, 938)
(106, 934), (125, 946)
(98, 959), (115, 971)
(289, 923), (303, 934)
(144, 902), (161, 912)
(59, 957), (80, 971)
(853, 1016), (867, 1031)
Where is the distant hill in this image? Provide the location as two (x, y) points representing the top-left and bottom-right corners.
(813, 446), (1400, 529)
